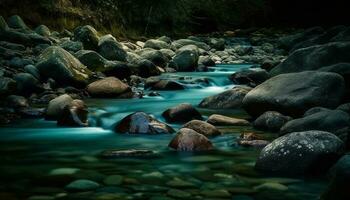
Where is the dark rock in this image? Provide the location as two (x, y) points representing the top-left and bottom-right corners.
(98, 35), (127, 61)
(131, 59), (161, 78)
(139, 48), (168, 68)
(199, 86), (251, 109)
(73, 25), (99, 50)
(86, 77), (131, 98)
(7, 15), (29, 30)
(100, 149), (158, 159)
(168, 128), (213, 151)
(35, 25), (51, 37)
(330, 26), (350, 42)
(229, 69), (270, 87)
(253, 111), (292, 132)
(65, 179), (100, 192)
(0, 77), (16, 96)
(207, 114), (250, 126)
(145, 77), (184, 90)
(57, 99), (89, 127)
(182, 120), (221, 137)
(0, 16), (9, 30)
(24, 65), (40, 80)
(210, 38), (225, 50)
(6, 95), (29, 109)
(162, 103), (202, 123)
(144, 39), (170, 50)
(172, 39), (210, 51)
(234, 45), (253, 56)
(45, 94), (73, 120)
(238, 132), (269, 148)
(114, 112), (174, 134)
(9, 57), (34, 68)
(255, 131), (344, 175)
(278, 27), (324, 50)
(270, 42), (350, 76)
(243, 71), (345, 117)
(0, 41), (25, 51)
(337, 103), (350, 115)
(59, 40), (83, 53)
(198, 56), (215, 66)
(36, 46), (91, 87)
(169, 45), (199, 72)
(14, 72), (42, 96)
(280, 109), (350, 137)
(0, 29), (51, 46)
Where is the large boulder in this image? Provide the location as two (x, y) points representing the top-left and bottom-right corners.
(280, 109), (350, 137)
(115, 112), (174, 134)
(13, 72), (42, 96)
(199, 86), (251, 109)
(169, 45), (199, 72)
(139, 48), (168, 68)
(168, 128), (213, 151)
(243, 71), (345, 117)
(36, 46), (91, 87)
(98, 35), (127, 61)
(73, 25), (99, 50)
(144, 39), (170, 50)
(278, 27), (324, 50)
(0, 77), (17, 96)
(86, 77), (131, 98)
(144, 77), (184, 91)
(270, 42), (350, 76)
(57, 99), (89, 127)
(162, 103), (202, 123)
(0, 29), (51, 47)
(253, 111), (292, 132)
(182, 120), (221, 137)
(172, 39), (210, 51)
(207, 114), (250, 126)
(45, 94), (73, 120)
(229, 69), (270, 87)
(255, 131), (344, 175)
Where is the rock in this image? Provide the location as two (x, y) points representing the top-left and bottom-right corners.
(49, 168), (80, 175)
(167, 189), (191, 198)
(201, 189), (231, 198)
(65, 179), (100, 192)
(114, 112), (174, 134)
(160, 49), (175, 58)
(6, 95), (29, 109)
(322, 155), (350, 200)
(158, 36), (172, 43)
(35, 25), (50, 37)
(36, 46), (91, 87)
(14, 72), (41, 96)
(253, 111), (292, 132)
(139, 48), (168, 68)
(59, 40), (83, 53)
(10, 57), (34, 68)
(166, 177), (195, 188)
(210, 38), (225, 50)
(182, 120), (221, 137)
(243, 71), (345, 117)
(169, 128), (213, 151)
(172, 39), (210, 51)
(0, 77), (16, 96)
(24, 64), (40, 80)
(207, 114), (250, 126)
(45, 94), (73, 120)
(198, 56), (215, 66)
(7, 15), (28, 30)
(0, 29), (51, 46)
(57, 99), (89, 127)
(337, 103), (350, 115)
(73, 25), (99, 50)
(18, 107), (45, 118)
(75, 50), (108, 71)
(103, 175), (123, 186)
(280, 109), (350, 137)
(270, 42), (350, 76)
(86, 77), (131, 98)
(254, 182), (288, 191)
(145, 77), (184, 90)
(98, 35), (127, 61)
(169, 45), (199, 72)
(199, 86), (251, 109)
(162, 103), (202, 123)
(331, 27), (350, 42)
(255, 131), (344, 175)
(234, 45), (253, 56)
(230, 69), (270, 87)
(100, 149), (157, 159)
(238, 132), (270, 148)
(134, 59), (161, 78)
(0, 16), (9, 30)
(278, 27), (324, 50)
(144, 39), (170, 50)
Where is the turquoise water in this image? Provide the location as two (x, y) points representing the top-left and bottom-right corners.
(0, 64), (327, 200)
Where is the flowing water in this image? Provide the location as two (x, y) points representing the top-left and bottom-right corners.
(0, 64), (327, 200)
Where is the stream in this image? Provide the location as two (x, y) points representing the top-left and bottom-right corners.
(0, 64), (328, 200)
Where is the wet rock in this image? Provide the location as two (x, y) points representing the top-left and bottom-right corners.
(14, 72), (41, 96)
(0, 77), (16, 96)
(230, 69), (270, 87)
(168, 128), (213, 151)
(6, 95), (29, 109)
(198, 56), (215, 66)
(57, 99), (89, 127)
(243, 71), (345, 117)
(98, 35), (127, 61)
(24, 64), (40, 80)
(59, 39), (83, 53)
(234, 45), (253, 56)
(145, 77), (185, 90)
(7, 15), (29, 30)
(182, 120), (221, 137)
(162, 103), (202, 123)
(114, 112), (174, 134)
(35, 25), (51, 37)
(172, 39), (210, 51)
(207, 114), (250, 126)
(100, 149), (157, 159)
(169, 45), (199, 72)
(271, 42), (350, 76)
(86, 77), (131, 98)
(36, 46), (91, 87)
(322, 155), (350, 200)
(280, 109), (350, 137)
(238, 132), (269, 148)
(45, 94), (73, 120)
(199, 86), (251, 109)
(73, 25), (99, 50)
(160, 48), (175, 58)
(139, 48), (168, 68)
(255, 131), (344, 175)
(65, 179), (100, 192)
(253, 111), (292, 132)
(144, 39), (170, 50)
(75, 49), (113, 71)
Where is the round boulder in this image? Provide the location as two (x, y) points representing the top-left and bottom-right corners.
(86, 77), (131, 98)
(162, 103), (202, 123)
(253, 111), (292, 132)
(57, 99), (89, 127)
(182, 120), (221, 137)
(168, 128), (213, 151)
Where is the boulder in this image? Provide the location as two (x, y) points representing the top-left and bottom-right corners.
(162, 103), (202, 123)
(6, 95), (29, 109)
(98, 35), (127, 61)
(0, 77), (16, 96)
(238, 132), (269, 148)
(57, 99), (89, 127)
(278, 27), (324, 50)
(7, 15), (29, 30)
(114, 112), (174, 134)
(207, 114), (250, 126)
(45, 94), (73, 120)
(36, 46), (91, 87)
(168, 128), (213, 151)
(210, 38), (225, 50)
(172, 39), (210, 51)
(86, 77), (131, 98)
(65, 179), (100, 192)
(182, 120), (221, 137)
(145, 77), (184, 90)
(133, 59), (161, 78)
(198, 56), (215, 66)
(24, 64), (40, 80)
(35, 25), (51, 37)
(59, 40), (83, 53)
(199, 86), (251, 109)
(280, 109), (350, 137)
(169, 45), (199, 72)
(13, 72), (41, 96)
(144, 39), (170, 50)
(0, 29), (51, 46)
(229, 69), (270, 87)
(0, 16), (9, 30)
(270, 42), (350, 76)
(243, 71), (345, 117)
(73, 25), (99, 50)
(139, 48), (168, 68)
(253, 111), (292, 132)
(255, 131), (344, 175)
